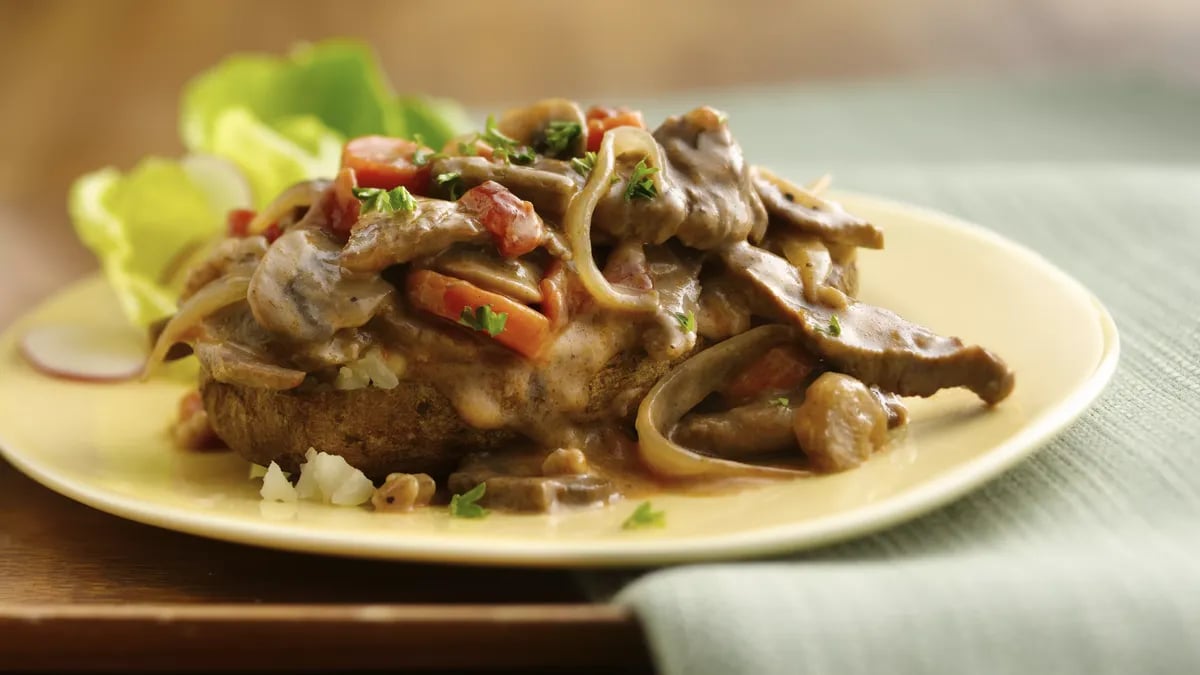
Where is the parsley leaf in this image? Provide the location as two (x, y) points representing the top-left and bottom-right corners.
(353, 186), (417, 215)
(622, 501), (665, 530)
(571, 151), (597, 176)
(481, 115), (520, 150)
(624, 159), (660, 201)
(458, 305), (508, 337)
(827, 314), (842, 337)
(672, 310), (696, 333)
(457, 139), (479, 156)
(771, 396), (790, 407)
(411, 134), (433, 167)
(537, 120), (582, 158)
(449, 482), (489, 519)
(481, 115), (536, 165)
(436, 171), (465, 200)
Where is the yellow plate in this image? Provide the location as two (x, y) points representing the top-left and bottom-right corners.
(0, 193), (1118, 567)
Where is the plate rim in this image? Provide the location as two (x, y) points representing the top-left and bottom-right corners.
(0, 191), (1120, 567)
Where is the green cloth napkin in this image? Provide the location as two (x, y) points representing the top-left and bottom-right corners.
(607, 80), (1200, 674)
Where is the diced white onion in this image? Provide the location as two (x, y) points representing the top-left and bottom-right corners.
(260, 462), (298, 502)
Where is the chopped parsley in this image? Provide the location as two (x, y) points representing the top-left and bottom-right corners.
(827, 314), (842, 337)
(672, 310), (697, 333)
(449, 482), (489, 519)
(624, 159), (659, 201)
(436, 171), (465, 200)
(458, 305), (508, 337)
(506, 145), (537, 165)
(411, 134), (433, 166)
(481, 115), (536, 165)
(622, 501), (665, 530)
(353, 186), (417, 215)
(571, 151), (597, 176)
(537, 120), (582, 158)
(771, 397), (790, 407)
(457, 140), (479, 156)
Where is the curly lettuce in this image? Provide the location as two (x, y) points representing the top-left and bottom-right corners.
(69, 39), (470, 326)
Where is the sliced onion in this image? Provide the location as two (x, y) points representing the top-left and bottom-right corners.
(755, 166), (840, 214)
(807, 173), (833, 196)
(143, 274), (250, 378)
(636, 325), (811, 480)
(563, 127), (661, 312)
(246, 179), (329, 234)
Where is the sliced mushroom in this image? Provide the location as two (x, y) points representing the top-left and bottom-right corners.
(497, 98), (588, 158)
(793, 373), (889, 472)
(429, 246), (544, 304)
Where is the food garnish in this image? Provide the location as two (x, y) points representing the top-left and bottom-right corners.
(435, 171), (465, 200)
(458, 305), (509, 337)
(449, 482), (489, 519)
(624, 159), (660, 201)
(571, 151), (597, 176)
(353, 185), (417, 214)
(622, 501), (665, 530)
(672, 311), (697, 333)
(538, 120), (583, 158)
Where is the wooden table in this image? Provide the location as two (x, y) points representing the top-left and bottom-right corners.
(3, 1), (1197, 670)
(0, 460), (651, 672)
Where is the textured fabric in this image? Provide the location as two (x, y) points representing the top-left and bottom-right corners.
(609, 130), (1200, 671)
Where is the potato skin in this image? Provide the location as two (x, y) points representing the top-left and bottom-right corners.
(201, 376), (518, 480)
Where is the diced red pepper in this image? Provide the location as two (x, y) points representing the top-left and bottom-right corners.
(458, 181), (544, 258)
(406, 269), (551, 359)
(585, 106), (646, 152)
(322, 167), (361, 239)
(341, 135), (433, 194)
(226, 209), (256, 238)
(722, 345), (819, 404)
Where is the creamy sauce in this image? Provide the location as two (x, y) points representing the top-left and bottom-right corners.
(163, 100), (1015, 512)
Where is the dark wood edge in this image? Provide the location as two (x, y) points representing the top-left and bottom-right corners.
(0, 603), (650, 672)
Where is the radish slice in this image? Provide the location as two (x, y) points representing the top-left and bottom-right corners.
(21, 323), (148, 382)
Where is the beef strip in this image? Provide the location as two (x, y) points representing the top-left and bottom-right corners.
(428, 156), (579, 223)
(753, 167), (884, 249)
(720, 242), (1015, 404)
(340, 198), (491, 273)
(695, 274), (753, 341)
(591, 107), (768, 250)
(194, 341), (306, 390)
(448, 448), (617, 512)
(642, 243), (703, 360)
(672, 399), (798, 459)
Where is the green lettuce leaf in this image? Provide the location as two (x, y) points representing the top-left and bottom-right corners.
(68, 156), (250, 325)
(69, 38), (469, 326)
(181, 39), (467, 206)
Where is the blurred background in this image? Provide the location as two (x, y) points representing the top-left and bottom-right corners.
(1, 0), (1198, 325)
